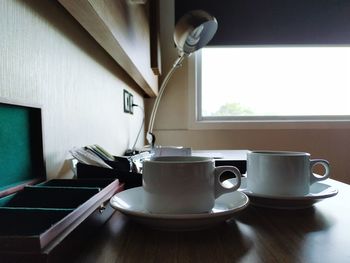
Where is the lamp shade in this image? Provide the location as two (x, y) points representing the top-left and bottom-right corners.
(174, 10), (218, 56)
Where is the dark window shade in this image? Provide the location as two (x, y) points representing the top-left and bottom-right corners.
(175, 0), (350, 45)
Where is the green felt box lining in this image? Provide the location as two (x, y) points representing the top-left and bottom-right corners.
(0, 102), (45, 192)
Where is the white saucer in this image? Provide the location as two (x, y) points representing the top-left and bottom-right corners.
(110, 187), (249, 231)
(236, 177), (338, 209)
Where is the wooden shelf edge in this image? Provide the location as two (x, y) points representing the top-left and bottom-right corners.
(58, 0), (158, 97)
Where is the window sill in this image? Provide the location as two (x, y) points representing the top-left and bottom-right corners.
(188, 119), (350, 130)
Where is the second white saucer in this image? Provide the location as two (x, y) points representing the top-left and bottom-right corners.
(236, 177), (338, 209)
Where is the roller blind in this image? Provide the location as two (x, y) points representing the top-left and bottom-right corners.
(175, 0), (350, 45)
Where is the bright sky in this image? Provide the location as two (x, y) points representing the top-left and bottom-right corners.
(201, 47), (350, 116)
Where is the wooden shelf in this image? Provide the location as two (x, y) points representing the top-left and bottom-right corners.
(58, 0), (158, 97)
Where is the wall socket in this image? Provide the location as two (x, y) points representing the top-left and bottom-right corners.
(123, 89), (134, 114)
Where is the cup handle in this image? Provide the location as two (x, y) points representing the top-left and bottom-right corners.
(214, 166), (241, 199)
(310, 159), (330, 185)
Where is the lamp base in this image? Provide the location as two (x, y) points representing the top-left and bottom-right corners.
(153, 146), (192, 157)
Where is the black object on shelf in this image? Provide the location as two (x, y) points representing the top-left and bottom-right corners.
(76, 154), (246, 190)
(104, 156), (132, 172)
(76, 162), (142, 189)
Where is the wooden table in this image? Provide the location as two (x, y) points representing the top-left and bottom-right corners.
(65, 179), (350, 263)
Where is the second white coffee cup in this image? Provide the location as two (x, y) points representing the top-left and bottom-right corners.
(142, 156), (241, 214)
(247, 151), (330, 196)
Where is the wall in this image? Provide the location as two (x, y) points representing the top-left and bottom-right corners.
(0, 0), (144, 179)
(147, 0), (350, 184)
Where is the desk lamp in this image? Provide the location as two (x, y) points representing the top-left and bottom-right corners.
(147, 10), (218, 149)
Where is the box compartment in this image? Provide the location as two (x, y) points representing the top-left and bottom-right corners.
(1, 186), (100, 209)
(0, 208), (73, 252)
(0, 178), (121, 254)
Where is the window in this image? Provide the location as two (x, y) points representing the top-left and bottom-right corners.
(198, 46), (350, 122)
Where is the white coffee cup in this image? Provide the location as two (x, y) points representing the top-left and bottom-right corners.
(247, 151), (330, 196)
(142, 156), (241, 214)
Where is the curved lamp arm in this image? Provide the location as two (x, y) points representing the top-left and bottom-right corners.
(146, 54), (186, 147)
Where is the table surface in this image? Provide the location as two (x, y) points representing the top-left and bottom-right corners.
(68, 179), (350, 263)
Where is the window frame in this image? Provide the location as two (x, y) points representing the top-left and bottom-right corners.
(188, 49), (350, 130)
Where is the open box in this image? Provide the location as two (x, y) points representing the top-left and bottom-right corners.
(0, 100), (123, 262)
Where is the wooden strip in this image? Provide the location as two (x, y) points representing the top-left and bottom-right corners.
(58, 0), (158, 97)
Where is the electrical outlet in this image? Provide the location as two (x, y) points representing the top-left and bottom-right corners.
(129, 93), (134, 114)
(123, 89), (130, 113)
(123, 89), (134, 114)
